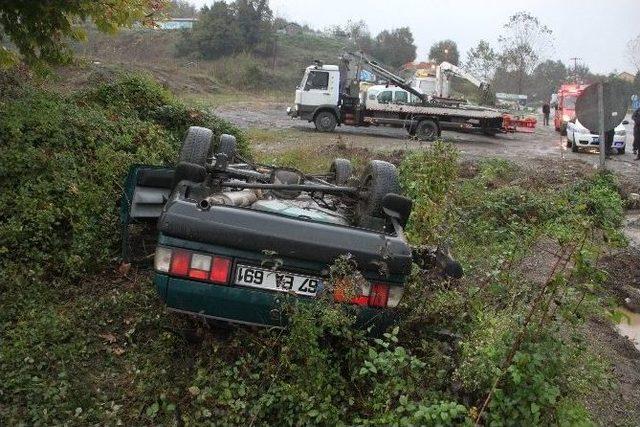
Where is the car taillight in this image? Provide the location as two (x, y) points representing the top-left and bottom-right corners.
(210, 257), (231, 284)
(333, 280), (403, 308)
(156, 246), (232, 285)
(170, 250), (190, 277)
(368, 283), (389, 308)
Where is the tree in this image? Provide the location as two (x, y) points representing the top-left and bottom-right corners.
(429, 40), (460, 65)
(0, 0), (163, 66)
(167, 0), (196, 18)
(464, 40), (498, 80)
(177, 2), (241, 59)
(233, 0), (273, 52)
(371, 27), (416, 68)
(627, 34), (640, 72)
(530, 59), (567, 101)
(498, 11), (553, 94)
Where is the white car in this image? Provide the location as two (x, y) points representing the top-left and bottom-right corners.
(566, 119), (627, 154)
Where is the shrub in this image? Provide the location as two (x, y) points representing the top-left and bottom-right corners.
(398, 141), (459, 243)
(0, 71), (248, 281)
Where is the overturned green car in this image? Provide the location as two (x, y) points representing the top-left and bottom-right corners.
(120, 127), (461, 328)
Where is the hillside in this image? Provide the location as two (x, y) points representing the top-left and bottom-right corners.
(72, 27), (351, 98)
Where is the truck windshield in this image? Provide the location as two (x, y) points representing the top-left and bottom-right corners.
(564, 95), (577, 109)
(304, 71), (329, 91)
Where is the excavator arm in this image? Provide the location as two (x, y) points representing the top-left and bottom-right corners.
(435, 62), (489, 97)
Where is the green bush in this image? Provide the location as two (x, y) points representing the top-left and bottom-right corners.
(0, 71), (248, 281)
(398, 141), (459, 243)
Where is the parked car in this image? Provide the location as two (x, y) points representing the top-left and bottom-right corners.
(120, 127), (461, 329)
(566, 118), (627, 154)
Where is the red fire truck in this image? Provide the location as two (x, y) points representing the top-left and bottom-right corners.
(552, 84), (588, 135)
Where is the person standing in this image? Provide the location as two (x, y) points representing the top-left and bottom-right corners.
(542, 101), (551, 126)
(633, 107), (640, 159)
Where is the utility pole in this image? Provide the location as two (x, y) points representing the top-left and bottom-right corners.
(569, 57), (582, 82)
(598, 82), (606, 169)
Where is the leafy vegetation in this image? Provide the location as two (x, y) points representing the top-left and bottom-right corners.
(0, 71), (629, 424)
(0, 0), (162, 66)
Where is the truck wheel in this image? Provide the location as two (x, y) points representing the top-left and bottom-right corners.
(357, 160), (400, 229)
(314, 111), (337, 132)
(329, 158), (353, 185)
(414, 119), (439, 141)
(217, 134), (237, 161)
(179, 126), (213, 166)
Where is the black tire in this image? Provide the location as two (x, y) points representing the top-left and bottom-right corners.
(571, 138), (578, 153)
(217, 134), (237, 160)
(329, 158), (353, 185)
(414, 119), (439, 141)
(357, 160), (400, 229)
(566, 138), (572, 148)
(618, 147), (625, 155)
(179, 126), (213, 166)
(314, 111), (337, 132)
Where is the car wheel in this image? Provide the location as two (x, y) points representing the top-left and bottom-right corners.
(619, 147), (625, 155)
(329, 158), (353, 185)
(179, 126), (213, 166)
(571, 138), (579, 153)
(357, 160), (400, 229)
(414, 119), (439, 141)
(314, 111), (337, 132)
(217, 134), (237, 161)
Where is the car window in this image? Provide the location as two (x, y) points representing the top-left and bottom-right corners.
(394, 91), (408, 103)
(377, 90), (393, 103)
(304, 71), (329, 90)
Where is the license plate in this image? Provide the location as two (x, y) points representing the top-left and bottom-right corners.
(234, 265), (321, 297)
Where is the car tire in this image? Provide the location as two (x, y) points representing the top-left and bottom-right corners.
(314, 111), (337, 132)
(217, 134), (237, 160)
(357, 160), (400, 229)
(571, 138), (579, 153)
(414, 119), (439, 141)
(179, 126), (213, 166)
(329, 158), (353, 185)
(619, 147), (625, 155)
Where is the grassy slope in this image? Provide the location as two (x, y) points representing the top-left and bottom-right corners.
(73, 28), (350, 101)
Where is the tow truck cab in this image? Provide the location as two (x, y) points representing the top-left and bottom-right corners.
(287, 64), (340, 121)
(552, 84), (588, 135)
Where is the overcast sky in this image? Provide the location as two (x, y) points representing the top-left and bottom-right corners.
(190, 0), (639, 74)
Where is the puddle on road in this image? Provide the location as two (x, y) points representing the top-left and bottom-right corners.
(615, 307), (640, 351)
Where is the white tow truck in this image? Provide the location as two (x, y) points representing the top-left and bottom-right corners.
(287, 54), (503, 140)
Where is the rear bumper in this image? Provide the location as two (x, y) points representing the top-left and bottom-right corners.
(155, 273), (397, 329)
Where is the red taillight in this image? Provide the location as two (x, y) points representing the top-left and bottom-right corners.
(170, 250), (191, 276)
(159, 247), (232, 285)
(210, 257), (231, 284)
(368, 283), (389, 308)
(333, 280), (393, 308)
